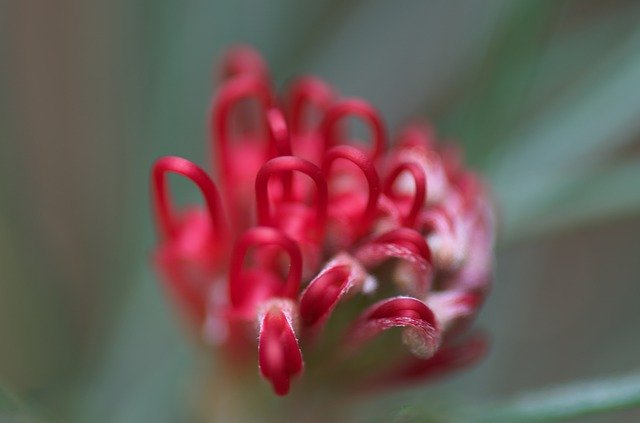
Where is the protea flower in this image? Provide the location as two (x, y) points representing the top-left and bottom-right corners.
(151, 45), (495, 417)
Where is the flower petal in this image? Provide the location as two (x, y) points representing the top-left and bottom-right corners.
(258, 300), (304, 396)
(345, 296), (440, 359)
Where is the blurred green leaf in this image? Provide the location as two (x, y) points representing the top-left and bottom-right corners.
(71, 268), (195, 423)
(505, 159), (640, 240)
(0, 384), (43, 423)
(487, 25), (640, 239)
(474, 371), (640, 422)
(400, 371), (640, 422)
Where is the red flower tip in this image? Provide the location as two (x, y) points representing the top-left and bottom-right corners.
(299, 253), (371, 329)
(220, 44), (269, 81)
(258, 299), (304, 396)
(346, 296), (440, 359)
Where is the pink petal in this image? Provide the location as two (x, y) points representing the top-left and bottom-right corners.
(346, 296), (440, 359)
(258, 300), (304, 396)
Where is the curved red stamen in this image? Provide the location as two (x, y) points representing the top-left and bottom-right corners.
(255, 156), (328, 236)
(346, 296), (440, 359)
(229, 227), (303, 308)
(289, 76), (334, 135)
(220, 45), (269, 81)
(211, 74), (274, 182)
(258, 302), (303, 395)
(322, 145), (381, 230)
(299, 254), (368, 328)
(266, 108), (293, 198)
(320, 98), (386, 161)
(151, 156), (227, 241)
(374, 228), (432, 264)
(383, 161), (426, 227)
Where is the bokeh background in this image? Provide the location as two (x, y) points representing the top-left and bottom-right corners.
(1, 0), (639, 421)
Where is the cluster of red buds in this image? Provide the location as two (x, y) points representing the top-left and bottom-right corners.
(151, 46), (495, 396)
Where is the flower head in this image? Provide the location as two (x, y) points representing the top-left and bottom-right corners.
(151, 46), (495, 396)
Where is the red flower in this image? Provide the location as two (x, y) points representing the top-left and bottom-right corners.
(151, 46), (495, 396)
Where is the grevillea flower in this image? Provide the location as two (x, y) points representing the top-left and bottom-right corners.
(151, 45), (495, 398)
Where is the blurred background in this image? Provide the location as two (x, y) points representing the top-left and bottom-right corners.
(1, 0), (639, 421)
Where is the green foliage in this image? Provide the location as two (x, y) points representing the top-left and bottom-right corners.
(475, 371), (640, 422)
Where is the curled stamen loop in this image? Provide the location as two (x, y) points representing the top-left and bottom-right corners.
(151, 156), (226, 241)
(384, 161), (427, 227)
(229, 227), (303, 308)
(289, 76), (334, 136)
(220, 45), (269, 81)
(322, 145), (381, 229)
(211, 74), (274, 176)
(255, 156), (328, 236)
(320, 98), (386, 162)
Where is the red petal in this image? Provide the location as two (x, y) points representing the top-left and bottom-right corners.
(258, 300), (304, 395)
(299, 253), (372, 329)
(346, 296), (440, 359)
